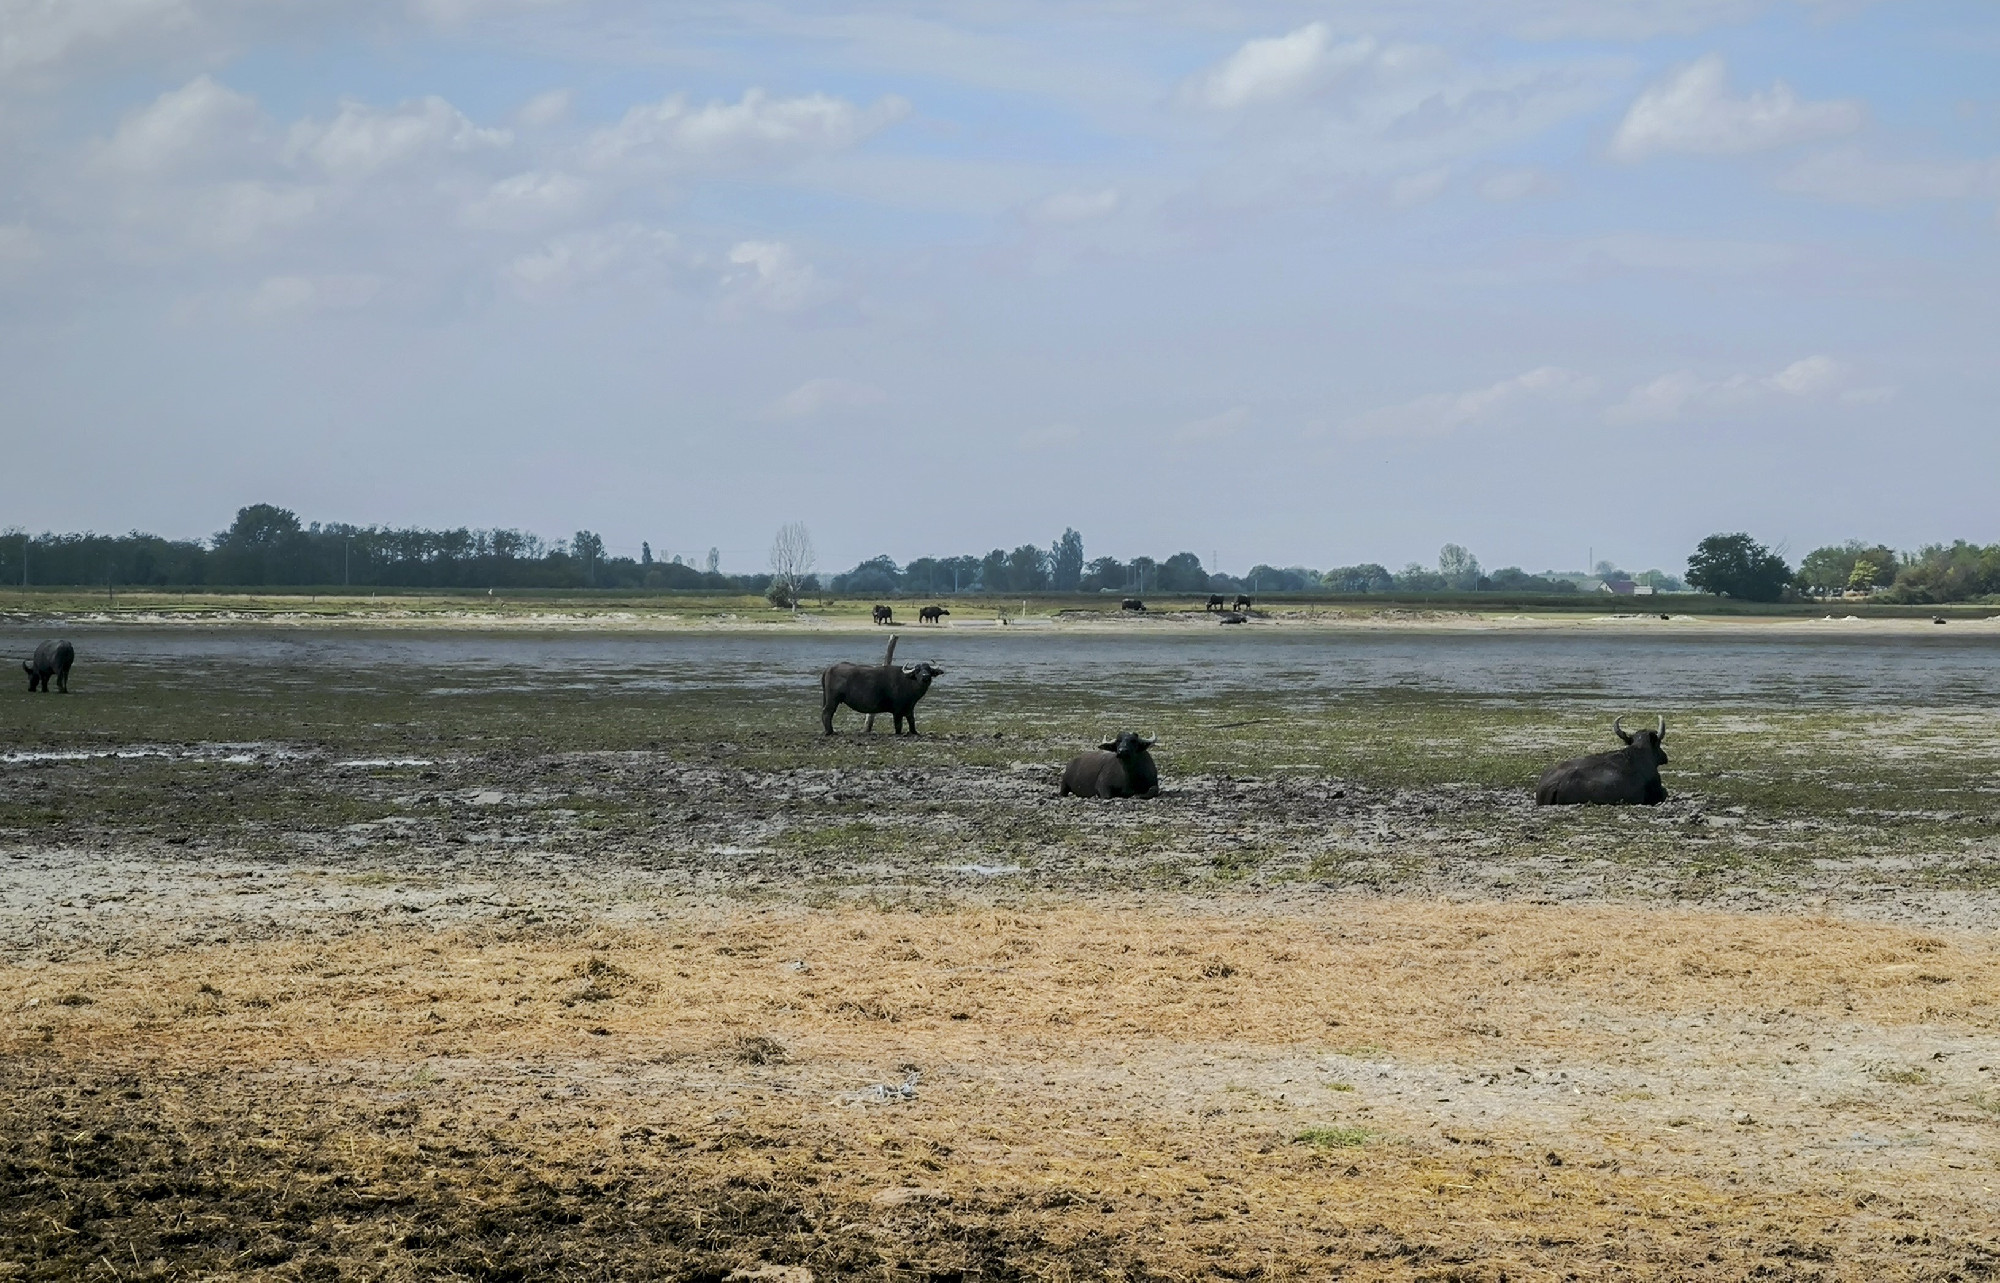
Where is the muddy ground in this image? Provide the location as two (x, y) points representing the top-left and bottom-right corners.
(5, 625), (2000, 1279)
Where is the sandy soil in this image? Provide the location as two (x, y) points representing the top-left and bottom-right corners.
(7, 884), (2000, 1281)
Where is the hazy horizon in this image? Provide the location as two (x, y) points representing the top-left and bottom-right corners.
(3, 1), (1994, 576)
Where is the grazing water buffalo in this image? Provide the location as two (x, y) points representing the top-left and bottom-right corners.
(1120, 598), (1146, 612)
(1060, 732), (1160, 799)
(23, 640), (73, 693)
(821, 636), (942, 735)
(1233, 594), (1252, 611)
(1205, 594), (1225, 612)
(872, 605), (895, 625)
(919, 606), (950, 623)
(1534, 717), (1669, 806)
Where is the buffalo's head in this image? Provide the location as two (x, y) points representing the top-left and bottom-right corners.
(901, 662), (944, 684)
(1613, 716), (1668, 765)
(1099, 731), (1156, 759)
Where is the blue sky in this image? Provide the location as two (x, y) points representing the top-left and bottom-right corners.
(1, 0), (1995, 576)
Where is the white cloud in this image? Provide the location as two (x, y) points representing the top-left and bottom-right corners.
(584, 88), (907, 173)
(1389, 166), (1450, 207)
(769, 377), (885, 419)
(0, 0), (201, 82)
(1479, 167), (1555, 201)
(97, 75), (261, 175)
(1610, 54), (1861, 161)
(190, 180), (319, 251)
(1191, 23), (1377, 110)
(1606, 354), (1890, 423)
(516, 88), (572, 128)
(0, 223), (41, 267)
(285, 96), (510, 180)
(1019, 423), (1080, 451)
(1775, 147), (2000, 205)
(1348, 366), (1597, 438)
(723, 239), (827, 311)
(244, 272), (382, 316)
(1175, 406), (1249, 444)
(1185, 31), (1614, 193)
(1026, 187), (1119, 224)
(502, 223), (682, 299)
(459, 170), (593, 231)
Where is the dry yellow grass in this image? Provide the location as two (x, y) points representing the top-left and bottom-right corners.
(8, 896), (2000, 1279)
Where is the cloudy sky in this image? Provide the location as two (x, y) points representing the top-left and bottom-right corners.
(2, 0), (1995, 575)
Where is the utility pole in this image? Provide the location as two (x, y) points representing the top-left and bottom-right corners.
(344, 537), (351, 588)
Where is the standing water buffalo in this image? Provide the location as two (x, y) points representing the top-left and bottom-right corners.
(1233, 594), (1252, 611)
(1205, 594), (1225, 612)
(1060, 731), (1160, 798)
(821, 635), (943, 735)
(872, 605), (895, 625)
(1534, 717), (1669, 805)
(1120, 598), (1146, 612)
(23, 640), (74, 693)
(919, 606), (950, 623)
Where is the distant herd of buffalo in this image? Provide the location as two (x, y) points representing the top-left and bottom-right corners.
(20, 631), (1672, 806)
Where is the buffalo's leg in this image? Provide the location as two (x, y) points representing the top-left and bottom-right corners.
(865, 713), (877, 732)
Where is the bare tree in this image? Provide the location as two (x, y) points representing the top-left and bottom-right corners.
(769, 522), (815, 610)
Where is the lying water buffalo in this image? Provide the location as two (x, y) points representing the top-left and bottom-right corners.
(1060, 731), (1160, 799)
(23, 640), (73, 693)
(919, 606), (949, 623)
(872, 605), (895, 625)
(1205, 594), (1225, 611)
(1120, 597), (1146, 612)
(1534, 717), (1669, 805)
(821, 636), (943, 735)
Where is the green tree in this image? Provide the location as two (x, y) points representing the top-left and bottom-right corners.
(1007, 543), (1050, 590)
(1157, 552), (1207, 592)
(1686, 533), (1791, 601)
(979, 548), (1010, 592)
(1798, 540), (1899, 595)
(1050, 528), (1085, 592)
(1322, 564), (1394, 593)
(1438, 543), (1482, 590)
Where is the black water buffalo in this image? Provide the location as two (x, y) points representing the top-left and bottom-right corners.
(821, 646), (943, 735)
(1233, 594), (1252, 611)
(1205, 594), (1225, 611)
(1534, 717), (1669, 806)
(23, 640), (73, 693)
(919, 606), (950, 623)
(1120, 598), (1146, 612)
(1060, 732), (1160, 799)
(872, 605), (895, 625)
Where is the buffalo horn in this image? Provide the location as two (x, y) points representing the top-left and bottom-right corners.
(1613, 716), (1630, 744)
(1656, 715), (1667, 740)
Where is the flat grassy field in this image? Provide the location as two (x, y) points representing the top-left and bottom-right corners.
(4, 620), (2000, 1280)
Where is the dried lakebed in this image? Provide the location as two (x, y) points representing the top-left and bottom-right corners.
(6, 624), (2000, 1278)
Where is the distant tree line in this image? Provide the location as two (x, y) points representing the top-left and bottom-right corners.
(1687, 533), (2000, 604)
(828, 534), (1684, 598)
(9, 506), (1993, 606)
(0, 505), (759, 593)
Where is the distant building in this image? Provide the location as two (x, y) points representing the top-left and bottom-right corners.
(1599, 578), (1638, 595)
